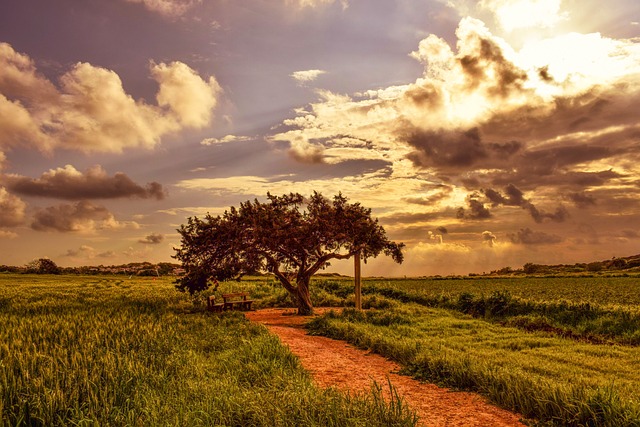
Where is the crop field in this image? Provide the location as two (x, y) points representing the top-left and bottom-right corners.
(360, 276), (640, 308)
(301, 276), (640, 426)
(0, 274), (416, 426)
(2, 273), (639, 426)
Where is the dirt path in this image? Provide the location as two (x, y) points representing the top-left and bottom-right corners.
(246, 308), (525, 427)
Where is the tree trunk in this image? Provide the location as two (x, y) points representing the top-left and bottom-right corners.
(295, 278), (314, 315)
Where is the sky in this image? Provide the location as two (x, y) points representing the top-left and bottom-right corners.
(0, 0), (639, 276)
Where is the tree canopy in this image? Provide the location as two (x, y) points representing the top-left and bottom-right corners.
(174, 192), (404, 314)
(25, 258), (60, 274)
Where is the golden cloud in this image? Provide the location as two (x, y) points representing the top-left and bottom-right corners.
(0, 43), (221, 154)
(0, 187), (26, 227)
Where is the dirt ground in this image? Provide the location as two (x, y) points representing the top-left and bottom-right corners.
(245, 308), (525, 427)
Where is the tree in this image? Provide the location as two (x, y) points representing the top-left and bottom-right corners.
(174, 192), (404, 315)
(25, 258), (60, 274)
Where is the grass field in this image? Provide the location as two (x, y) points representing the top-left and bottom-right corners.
(0, 274), (417, 426)
(297, 276), (640, 427)
(296, 277), (640, 345)
(3, 273), (640, 426)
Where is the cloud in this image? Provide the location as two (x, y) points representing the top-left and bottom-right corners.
(291, 69), (327, 85)
(0, 230), (18, 239)
(479, 0), (567, 32)
(482, 184), (569, 223)
(428, 230), (443, 244)
(456, 192), (492, 220)
(63, 245), (96, 258)
(175, 165), (457, 223)
(286, 0), (348, 10)
(0, 187), (26, 227)
(63, 245), (118, 260)
(0, 43), (221, 154)
(566, 192), (596, 208)
(123, 246), (153, 259)
(123, 0), (201, 18)
(621, 230), (639, 239)
(271, 17), (640, 195)
(4, 165), (166, 200)
(31, 201), (139, 233)
(508, 227), (562, 244)
(139, 233), (165, 244)
(482, 230), (497, 247)
(151, 61), (221, 128)
(201, 134), (251, 146)
(436, 226), (448, 234)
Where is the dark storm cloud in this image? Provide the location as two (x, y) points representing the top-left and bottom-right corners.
(456, 183), (569, 224)
(456, 193), (492, 220)
(289, 148), (324, 164)
(518, 145), (612, 177)
(4, 165), (166, 200)
(402, 80), (640, 194)
(508, 228), (562, 245)
(139, 233), (164, 244)
(405, 128), (526, 172)
(566, 192), (596, 208)
(527, 204), (569, 223)
(458, 37), (528, 98)
(480, 83), (640, 148)
(31, 201), (114, 232)
(481, 230), (496, 247)
(484, 183), (525, 206)
(482, 184), (569, 223)
(436, 226), (448, 234)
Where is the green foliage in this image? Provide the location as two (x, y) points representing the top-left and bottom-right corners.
(307, 304), (640, 427)
(305, 277), (640, 345)
(0, 274), (417, 426)
(174, 192), (403, 314)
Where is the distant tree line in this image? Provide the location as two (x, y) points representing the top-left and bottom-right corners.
(491, 255), (640, 276)
(0, 260), (182, 276)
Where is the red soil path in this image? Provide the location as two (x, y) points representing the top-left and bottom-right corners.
(246, 308), (525, 427)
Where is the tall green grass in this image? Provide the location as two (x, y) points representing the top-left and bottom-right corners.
(307, 305), (640, 426)
(0, 274), (417, 426)
(310, 279), (640, 345)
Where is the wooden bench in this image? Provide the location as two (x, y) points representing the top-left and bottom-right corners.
(207, 295), (224, 312)
(222, 292), (254, 311)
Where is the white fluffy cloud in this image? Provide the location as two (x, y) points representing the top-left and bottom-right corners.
(0, 187), (26, 227)
(479, 0), (567, 32)
(200, 134), (251, 146)
(290, 69), (327, 85)
(151, 61), (221, 127)
(0, 43), (221, 154)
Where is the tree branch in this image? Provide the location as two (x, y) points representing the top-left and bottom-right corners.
(265, 254), (296, 293)
(306, 251), (353, 277)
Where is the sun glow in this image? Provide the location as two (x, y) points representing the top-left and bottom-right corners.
(480, 0), (567, 32)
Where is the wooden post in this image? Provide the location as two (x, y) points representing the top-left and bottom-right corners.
(354, 250), (362, 311)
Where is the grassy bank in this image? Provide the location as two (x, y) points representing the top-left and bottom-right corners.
(0, 274), (417, 426)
